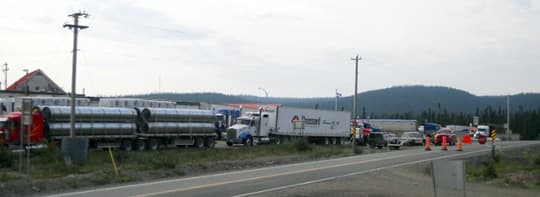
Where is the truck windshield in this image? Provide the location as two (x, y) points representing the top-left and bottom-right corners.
(237, 119), (251, 125)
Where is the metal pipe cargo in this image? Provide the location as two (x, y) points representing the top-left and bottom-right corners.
(47, 122), (136, 136)
(38, 106), (137, 123)
(139, 122), (215, 134)
(141, 108), (215, 123)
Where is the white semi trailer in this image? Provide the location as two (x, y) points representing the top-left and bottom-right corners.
(226, 106), (351, 146)
(362, 119), (417, 133)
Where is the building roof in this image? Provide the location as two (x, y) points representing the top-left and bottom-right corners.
(6, 69), (65, 94)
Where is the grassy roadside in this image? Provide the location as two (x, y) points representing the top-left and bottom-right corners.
(466, 147), (540, 190)
(0, 141), (368, 196)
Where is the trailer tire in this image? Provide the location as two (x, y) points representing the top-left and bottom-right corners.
(135, 139), (145, 151)
(331, 137), (337, 145)
(195, 137), (205, 148)
(148, 139), (159, 151)
(121, 140), (133, 151)
(324, 137), (330, 145)
(205, 137), (215, 148)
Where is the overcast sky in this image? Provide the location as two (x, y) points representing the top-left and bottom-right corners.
(1, 0), (538, 97)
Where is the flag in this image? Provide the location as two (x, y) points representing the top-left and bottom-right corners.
(336, 92), (342, 99)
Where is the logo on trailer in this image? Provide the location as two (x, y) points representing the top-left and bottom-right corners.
(291, 115), (300, 123)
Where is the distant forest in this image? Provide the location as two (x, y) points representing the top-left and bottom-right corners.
(123, 86), (540, 140)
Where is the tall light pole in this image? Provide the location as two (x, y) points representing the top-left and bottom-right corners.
(351, 55), (361, 151)
(506, 95), (511, 139)
(64, 11), (89, 137)
(258, 87), (269, 103)
(23, 69), (29, 95)
(2, 62), (7, 90)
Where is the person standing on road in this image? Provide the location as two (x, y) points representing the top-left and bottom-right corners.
(363, 127), (370, 145)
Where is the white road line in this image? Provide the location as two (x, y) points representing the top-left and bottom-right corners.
(45, 147), (424, 197)
(46, 142), (536, 197)
(232, 142), (536, 197)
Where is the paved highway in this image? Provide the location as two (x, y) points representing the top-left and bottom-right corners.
(47, 141), (540, 197)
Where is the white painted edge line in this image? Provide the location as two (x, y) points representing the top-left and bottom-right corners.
(45, 147), (424, 197)
(232, 142), (537, 197)
(46, 142), (533, 197)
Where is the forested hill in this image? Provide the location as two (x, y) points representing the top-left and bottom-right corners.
(124, 86), (540, 115)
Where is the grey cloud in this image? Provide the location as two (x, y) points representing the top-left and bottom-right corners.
(80, 0), (210, 42)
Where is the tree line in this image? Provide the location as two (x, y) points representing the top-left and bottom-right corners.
(365, 105), (540, 140)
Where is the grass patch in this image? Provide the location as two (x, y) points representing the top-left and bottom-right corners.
(467, 151), (540, 189)
(0, 146), (13, 168)
(23, 143), (354, 180)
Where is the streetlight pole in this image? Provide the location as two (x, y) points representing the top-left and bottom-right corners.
(64, 12), (89, 138)
(351, 55), (361, 151)
(258, 87), (269, 103)
(23, 69), (29, 95)
(2, 62), (8, 90)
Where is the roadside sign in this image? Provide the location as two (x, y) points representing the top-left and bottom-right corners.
(22, 98), (33, 125)
(463, 135), (472, 144)
(490, 129), (497, 142)
(431, 160), (466, 197)
(478, 135), (487, 144)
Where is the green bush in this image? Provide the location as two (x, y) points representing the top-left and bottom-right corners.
(534, 155), (540, 166)
(353, 146), (364, 155)
(0, 146), (13, 168)
(482, 160), (498, 179)
(293, 138), (312, 152)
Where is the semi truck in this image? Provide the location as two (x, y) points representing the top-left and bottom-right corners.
(226, 106), (351, 146)
(0, 105), (217, 150)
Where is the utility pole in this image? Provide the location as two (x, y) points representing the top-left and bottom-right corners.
(64, 11), (89, 137)
(351, 55), (361, 151)
(335, 89), (338, 111)
(23, 69), (28, 95)
(506, 95), (511, 140)
(2, 62), (8, 90)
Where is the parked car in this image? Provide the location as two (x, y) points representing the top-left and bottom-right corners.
(434, 128), (456, 145)
(400, 131), (423, 146)
(384, 133), (401, 150)
(368, 132), (387, 149)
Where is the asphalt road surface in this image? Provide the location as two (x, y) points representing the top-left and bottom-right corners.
(46, 141), (540, 197)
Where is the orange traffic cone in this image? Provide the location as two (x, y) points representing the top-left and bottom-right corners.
(456, 138), (463, 151)
(442, 136), (448, 151)
(425, 136), (431, 151)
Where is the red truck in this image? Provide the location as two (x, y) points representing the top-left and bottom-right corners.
(0, 106), (218, 150)
(0, 111), (44, 146)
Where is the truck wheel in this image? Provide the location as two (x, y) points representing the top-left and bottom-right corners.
(135, 139), (145, 151)
(195, 137), (205, 148)
(148, 139), (159, 151)
(274, 137), (282, 145)
(244, 136), (253, 146)
(226, 141), (233, 146)
(205, 137), (215, 148)
(331, 137), (337, 145)
(324, 137), (330, 145)
(121, 140), (133, 151)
